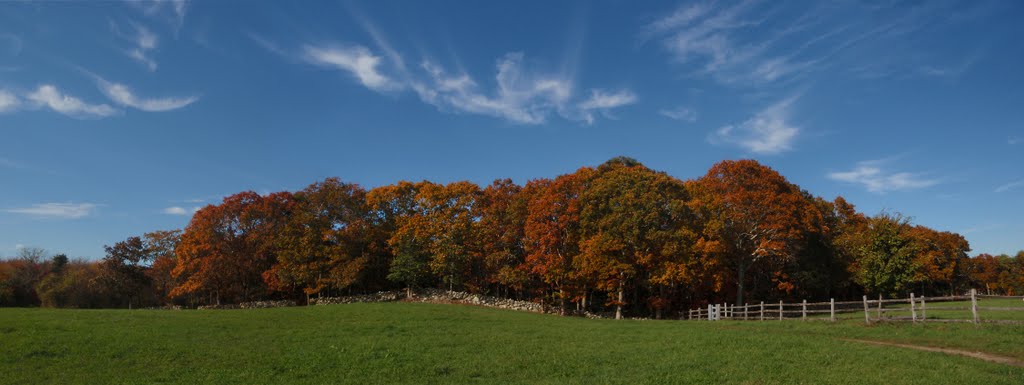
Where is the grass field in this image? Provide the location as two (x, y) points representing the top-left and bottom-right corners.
(2, 303), (1023, 384)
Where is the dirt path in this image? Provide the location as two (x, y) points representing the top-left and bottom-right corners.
(842, 338), (1024, 368)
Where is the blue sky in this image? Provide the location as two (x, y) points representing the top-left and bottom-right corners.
(1, 0), (1022, 259)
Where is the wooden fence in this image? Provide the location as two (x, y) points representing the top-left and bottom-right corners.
(687, 289), (1024, 324)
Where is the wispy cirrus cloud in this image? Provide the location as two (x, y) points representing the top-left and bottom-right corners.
(660, 106), (697, 122)
(577, 89), (637, 124)
(828, 159), (940, 193)
(0, 89), (19, 113)
(162, 206), (199, 215)
(289, 9), (633, 125)
(413, 54), (573, 124)
(643, 0), (816, 85)
(642, 1), (979, 85)
(0, 157), (28, 170)
(304, 44), (399, 92)
(129, 0), (189, 29)
(112, 21), (159, 71)
(6, 203), (98, 219)
(710, 97), (798, 154)
(95, 77), (198, 112)
(995, 180), (1024, 193)
(300, 39), (634, 125)
(26, 85), (118, 118)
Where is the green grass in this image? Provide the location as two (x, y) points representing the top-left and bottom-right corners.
(880, 297), (1024, 321)
(2, 303), (1023, 384)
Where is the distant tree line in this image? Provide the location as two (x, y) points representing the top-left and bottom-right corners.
(2, 158), (1022, 318)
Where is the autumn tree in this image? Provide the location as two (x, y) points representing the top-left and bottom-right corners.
(144, 230), (181, 304)
(97, 236), (156, 308)
(968, 253), (1023, 295)
(578, 159), (698, 319)
(851, 212), (920, 297)
(36, 259), (106, 308)
(523, 168), (594, 313)
(907, 226), (971, 295)
(369, 181), (431, 296)
(419, 181), (482, 292)
(0, 248), (50, 306)
(688, 160), (816, 306)
(777, 195), (864, 300)
(476, 179), (531, 296)
(269, 178), (370, 301)
(172, 191), (294, 305)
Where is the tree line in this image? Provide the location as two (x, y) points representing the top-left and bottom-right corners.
(2, 158), (1022, 318)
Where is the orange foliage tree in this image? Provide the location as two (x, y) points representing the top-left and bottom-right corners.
(577, 158), (699, 319)
(523, 168), (594, 313)
(688, 160), (816, 306)
(172, 191), (294, 305)
(476, 179), (531, 297)
(268, 178), (370, 301)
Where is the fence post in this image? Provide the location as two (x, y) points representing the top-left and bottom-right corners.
(863, 295), (870, 324)
(910, 293), (917, 323)
(779, 300), (784, 321)
(744, 303), (749, 320)
(921, 296), (926, 321)
(802, 299), (807, 321)
(971, 289), (979, 324)
(688, 309), (693, 320)
(708, 304), (713, 321)
(877, 294), (882, 319)
(760, 301), (765, 321)
(830, 298), (836, 322)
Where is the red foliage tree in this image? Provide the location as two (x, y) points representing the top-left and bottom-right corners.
(688, 160), (817, 305)
(172, 191), (294, 305)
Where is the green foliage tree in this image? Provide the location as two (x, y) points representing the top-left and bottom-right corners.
(852, 213), (919, 297)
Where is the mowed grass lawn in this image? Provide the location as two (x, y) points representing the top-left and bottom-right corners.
(2, 303), (1023, 384)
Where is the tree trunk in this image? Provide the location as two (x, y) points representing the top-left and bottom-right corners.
(616, 284), (624, 320)
(559, 289), (567, 315)
(736, 260), (749, 306)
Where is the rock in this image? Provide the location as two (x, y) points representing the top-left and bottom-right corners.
(311, 289), (546, 314)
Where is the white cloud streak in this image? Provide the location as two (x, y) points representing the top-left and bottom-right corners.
(643, 1), (965, 85)
(412, 53), (575, 124)
(577, 89), (637, 124)
(828, 160), (940, 193)
(304, 40), (632, 125)
(995, 180), (1024, 193)
(710, 97), (799, 154)
(304, 45), (398, 92)
(26, 85), (118, 118)
(302, 9), (635, 125)
(96, 78), (198, 112)
(0, 89), (19, 113)
(659, 106), (697, 122)
(111, 20), (160, 71)
(7, 203), (97, 219)
(162, 206), (199, 215)
(130, 23), (159, 71)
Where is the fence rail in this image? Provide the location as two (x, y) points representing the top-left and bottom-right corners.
(687, 289), (1024, 325)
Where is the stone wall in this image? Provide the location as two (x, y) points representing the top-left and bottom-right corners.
(309, 291), (400, 305)
(310, 289), (545, 313)
(196, 300), (296, 310)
